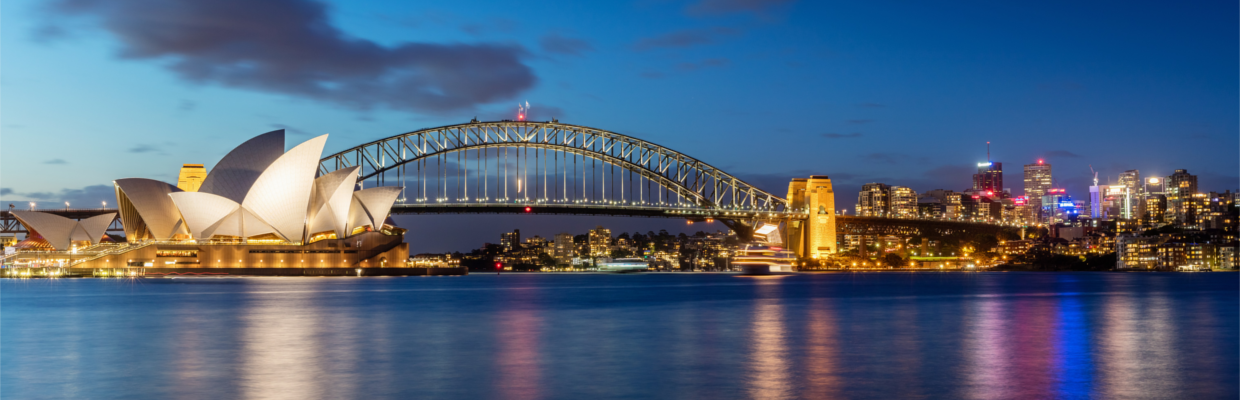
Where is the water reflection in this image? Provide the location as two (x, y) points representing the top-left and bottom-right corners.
(495, 301), (543, 399)
(802, 299), (839, 398)
(241, 290), (326, 400)
(747, 282), (791, 399)
(965, 298), (1009, 400)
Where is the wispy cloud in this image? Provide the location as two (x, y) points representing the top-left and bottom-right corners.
(540, 33), (593, 56)
(676, 58), (730, 71)
(633, 27), (738, 51)
(686, 0), (797, 17)
(43, 159), (67, 165)
(822, 133), (862, 139)
(128, 144), (160, 153)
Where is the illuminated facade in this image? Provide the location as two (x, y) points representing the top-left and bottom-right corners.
(1023, 161), (1051, 220)
(786, 175), (837, 258)
(176, 164), (207, 192)
(588, 226), (611, 257)
(973, 162), (1003, 196)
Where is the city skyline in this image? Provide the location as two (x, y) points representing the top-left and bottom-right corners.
(2, 0), (1237, 252)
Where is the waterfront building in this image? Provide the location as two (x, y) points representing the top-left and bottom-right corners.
(176, 164), (207, 192)
(553, 233), (574, 264)
(1116, 235), (1161, 270)
(588, 226), (612, 257)
(501, 229), (521, 252)
(1165, 169), (1199, 226)
(1024, 160), (1052, 220)
(973, 162), (1003, 196)
(7, 129), (415, 273)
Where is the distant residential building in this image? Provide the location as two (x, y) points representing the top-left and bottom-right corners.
(1023, 160), (1052, 220)
(922, 189), (963, 219)
(890, 186), (918, 218)
(176, 164), (207, 192)
(588, 226), (612, 257)
(553, 233), (574, 264)
(856, 183), (890, 217)
(1116, 235), (1161, 270)
(501, 229), (520, 252)
(1165, 169), (1199, 225)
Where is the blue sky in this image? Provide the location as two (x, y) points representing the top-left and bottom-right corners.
(2, 0), (1236, 251)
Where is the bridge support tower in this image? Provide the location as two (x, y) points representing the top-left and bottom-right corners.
(786, 175), (837, 259)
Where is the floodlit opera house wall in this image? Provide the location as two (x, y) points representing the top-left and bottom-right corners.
(12, 129), (410, 269)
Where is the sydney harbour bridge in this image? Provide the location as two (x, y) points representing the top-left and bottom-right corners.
(2, 120), (1013, 257)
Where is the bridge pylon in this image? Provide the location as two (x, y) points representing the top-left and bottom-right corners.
(785, 175), (837, 259)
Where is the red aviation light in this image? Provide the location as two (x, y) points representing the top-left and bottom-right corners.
(524, 206), (532, 213)
(496, 262), (502, 269)
(1038, 159), (1044, 164)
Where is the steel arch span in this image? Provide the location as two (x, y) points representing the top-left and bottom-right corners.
(318, 120), (790, 212)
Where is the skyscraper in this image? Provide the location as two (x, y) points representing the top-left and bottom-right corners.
(889, 186), (918, 218)
(1165, 169), (1199, 225)
(973, 162), (1003, 196)
(1023, 160), (1052, 221)
(1117, 170), (1142, 219)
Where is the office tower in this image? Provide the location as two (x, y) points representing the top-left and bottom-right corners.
(973, 162), (1003, 196)
(588, 226), (612, 257)
(1117, 170), (1142, 219)
(856, 183), (890, 217)
(176, 164), (207, 192)
(501, 229), (520, 252)
(1145, 177), (1165, 195)
(889, 186), (918, 218)
(1041, 189), (1068, 223)
(1024, 160), (1052, 220)
(1089, 184), (1109, 219)
(553, 233), (575, 264)
(1144, 194), (1167, 226)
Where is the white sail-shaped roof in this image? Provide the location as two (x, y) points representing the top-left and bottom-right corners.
(114, 178), (186, 240)
(169, 192), (241, 239)
(11, 211), (115, 250)
(201, 207), (278, 239)
(241, 134), (328, 242)
(306, 166), (359, 237)
(199, 129), (285, 204)
(348, 186), (403, 232)
(78, 213), (117, 243)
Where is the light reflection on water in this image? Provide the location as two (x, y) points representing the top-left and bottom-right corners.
(2, 273), (1235, 399)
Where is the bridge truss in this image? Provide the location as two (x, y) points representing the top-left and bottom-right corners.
(318, 121), (789, 215)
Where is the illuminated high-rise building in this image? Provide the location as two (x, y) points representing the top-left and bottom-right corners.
(1023, 160), (1052, 220)
(1117, 170), (1142, 219)
(1165, 169), (1198, 225)
(176, 164), (207, 192)
(973, 162), (1003, 196)
(553, 233), (575, 264)
(856, 183), (890, 217)
(588, 226), (612, 257)
(501, 229), (520, 252)
(889, 186), (918, 218)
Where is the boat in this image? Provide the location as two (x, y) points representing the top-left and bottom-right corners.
(734, 244), (797, 275)
(597, 258), (650, 273)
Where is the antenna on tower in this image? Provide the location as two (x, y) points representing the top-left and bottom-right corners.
(1089, 165), (1098, 186)
(986, 141), (991, 162)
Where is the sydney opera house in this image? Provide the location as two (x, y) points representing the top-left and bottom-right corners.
(5, 130), (444, 276)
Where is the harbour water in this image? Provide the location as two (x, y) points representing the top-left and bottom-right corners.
(2, 272), (1236, 399)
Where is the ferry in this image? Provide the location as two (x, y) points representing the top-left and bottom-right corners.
(597, 258), (650, 273)
(734, 245), (797, 275)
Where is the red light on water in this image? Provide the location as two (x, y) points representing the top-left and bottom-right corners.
(524, 206), (531, 212)
(496, 262), (502, 269)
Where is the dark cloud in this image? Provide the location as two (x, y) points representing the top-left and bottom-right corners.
(40, 0), (536, 113)
(270, 123), (312, 136)
(540, 33), (593, 56)
(677, 58), (730, 71)
(1045, 150), (1081, 158)
(633, 27), (738, 51)
(639, 71), (665, 79)
(687, 0), (797, 15)
(857, 102), (884, 108)
(43, 159), (68, 165)
(128, 144), (160, 153)
(821, 133), (862, 139)
(846, 119), (873, 124)
(0, 188), (12, 196)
